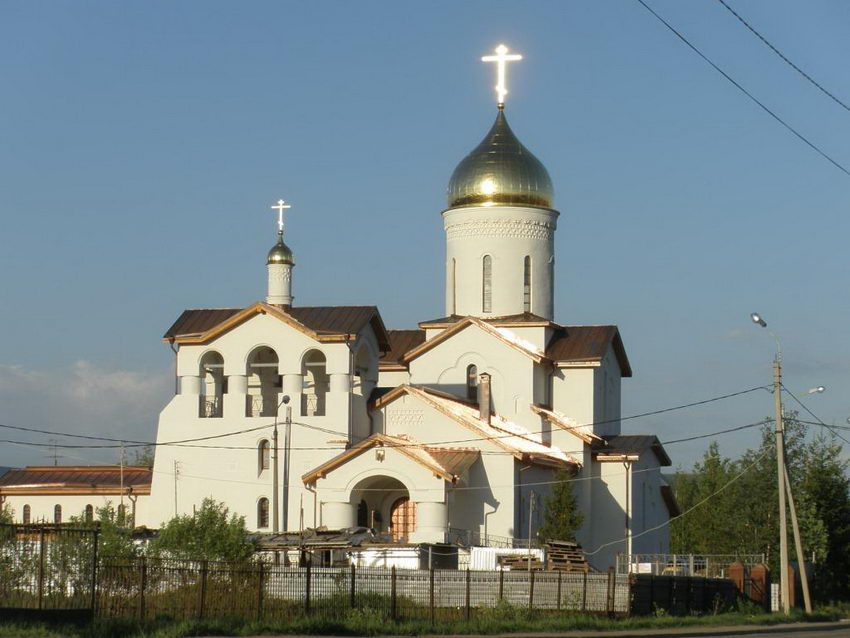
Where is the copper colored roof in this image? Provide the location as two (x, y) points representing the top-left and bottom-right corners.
(164, 305), (390, 350)
(0, 466), (152, 495)
(380, 330), (426, 367)
(546, 326), (632, 377)
(426, 448), (480, 477)
(419, 312), (552, 328)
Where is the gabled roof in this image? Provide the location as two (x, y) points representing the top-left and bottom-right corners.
(0, 466), (152, 495)
(419, 312), (555, 329)
(546, 326), (632, 377)
(529, 405), (602, 445)
(373, 385), (579, 469)
(592, 435), (671, 467)
(401, 316), (546, 365)
(379, 330), (426, 370)
(163, 303), (390, 350)
(302, 433), (480, 485)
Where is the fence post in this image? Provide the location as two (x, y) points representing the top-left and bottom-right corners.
(606, 566), (616, 617)
(465, 568), (471, 621)
(89, 530), (99, 616)
(582, 570), (587, 611)
(498, 568), (504, 602)
(350, 563), (356, 608)
(256, 561), (264, 622)
(529, 569), (535, 610)
(139, 556), (147, 620)
(198, 559), (208, 619)
(429, 568), (435, 625)
(38, 528), (45, 610)
(305, 561), (312, 615)
(391, 566), (397, 621)
(557, 570), (562, 611)
(668, 575), (674, 614)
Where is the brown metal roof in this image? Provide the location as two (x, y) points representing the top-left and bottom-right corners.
(0, 466), (153, 495)
(592, 435), (671, 467)
(164, 305), (390, 350)
(425, 448), (480, 477)
(419, 312), (552, 328)
(545, 326), (632, 377)
(380, 330), (426, 367)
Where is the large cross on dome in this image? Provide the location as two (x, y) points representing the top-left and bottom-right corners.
(270, 199), (291, 234)
(481, 44), (522, 107)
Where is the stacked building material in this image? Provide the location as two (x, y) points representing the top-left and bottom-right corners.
(498, 554), (546, 570)
(545, 540), (590, 572)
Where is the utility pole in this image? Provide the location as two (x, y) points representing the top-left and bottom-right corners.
(173, 460), (180, 517)
(527, 490), (535, 574)
(784, 463), (812, 612)
(773, 358), (790, 615)
(272, 416), (280, 534)
(283, 402), (292, 532)
(119, 443), (126, 515)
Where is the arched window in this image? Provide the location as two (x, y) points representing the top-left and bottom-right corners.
(258, 439), (270, 472)
(246, 347), (280, 417)
(523, 256), (532, 313)
(84, 504), (93, 523)
(199, 351), (225, 418)
(482, 255), (492, 313)
(466, 364), (478, 401)
(450, 258), (457, 315)
(257, 498), (269, 528)
(22, 505), (31, 524)
(54, 504), (62, 524)
(301, 350), (328, 417)
(390, 497), (416, 542)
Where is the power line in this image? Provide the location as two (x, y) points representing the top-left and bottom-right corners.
(781, 383), (850, 447)
(715, 0), (850, 114)
(635, 0), (850, 178)
(661, 419), (767, 445)
(586, 445), (771, 556)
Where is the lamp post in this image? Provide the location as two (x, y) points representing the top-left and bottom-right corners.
(750, 313), (812, 613)
(273, 394), (291, 535)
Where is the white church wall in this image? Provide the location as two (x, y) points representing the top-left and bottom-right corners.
(515, 462), (555, 542)
(629, 456), (670, 555)
(4, 494), (149, 526)
(408, 326), (536, 425)
(376, 369), (409, 389)
(593, 347), (622, 437)
(551, 366), (595, 446)
(588, 460), (630, 571)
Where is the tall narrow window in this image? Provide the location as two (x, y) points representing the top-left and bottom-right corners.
(84, 504), (93, 523)
(257, 498), (269, 528)
(54, 504), (62, 524)
(259, 439), (270, 472)
(450, 258), (457, 315)
(22, 505), (31, 524)
(466, 364), (478, 401)
(482, 255), (492, 313)
(523, 256), (531, 313)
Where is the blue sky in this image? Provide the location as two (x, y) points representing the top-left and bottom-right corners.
(1, 0), (848, 469)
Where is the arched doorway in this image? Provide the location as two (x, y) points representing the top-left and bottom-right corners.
(349, 475), (409, 537)
(390, 497), (416, 542)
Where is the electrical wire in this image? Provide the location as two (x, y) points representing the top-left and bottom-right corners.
(781, 384), (850, 446)
(635, 0), (850, 178)
(585, 445), (771, 556)
(715, 0), (850, 114)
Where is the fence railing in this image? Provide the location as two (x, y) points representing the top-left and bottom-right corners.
(95, 558), (630, 621)
(446, 527), (541, 549)
(617, 553), (766, 578)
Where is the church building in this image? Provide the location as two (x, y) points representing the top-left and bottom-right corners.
(0, 46), (676, 570)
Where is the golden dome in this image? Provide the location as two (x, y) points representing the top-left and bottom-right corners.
(447, 107), (554, 209)
(267, 234), (294, 265)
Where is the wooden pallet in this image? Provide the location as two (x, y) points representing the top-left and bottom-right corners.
(498, 555), (545, 571)
(544, 540), (590, 572)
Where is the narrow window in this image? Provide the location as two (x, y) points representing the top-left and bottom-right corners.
(466, 364), (478, 401)
(54, 504), (62, 524)
(84, 504), (93, 523)
(22, 505), (31, 524)
(259, 439), (270, 472)
(523, 256), (531, 313)
(257, 498), (269, 528)
(450, 258), (457, 315)
(482, 255), (492, 313)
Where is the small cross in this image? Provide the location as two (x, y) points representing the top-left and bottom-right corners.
(270, 199), (291, 234)
(481, 44), (522, 107)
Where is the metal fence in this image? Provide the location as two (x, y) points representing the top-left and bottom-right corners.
(0, 524), (99, 613)
(96, 559), (630, 621)
(617, 553), (766, 578)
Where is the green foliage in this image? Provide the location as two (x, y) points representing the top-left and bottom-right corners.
(671, 413), (849, 601)
(149, 498), (255, 562)
(75, 503), (139, 560)
(131, 446), (155, 467)
(0, 502), (12, 524)
(537, 469), (584, 543)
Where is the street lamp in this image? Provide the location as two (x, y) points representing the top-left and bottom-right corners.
(750, 313), (812, 614)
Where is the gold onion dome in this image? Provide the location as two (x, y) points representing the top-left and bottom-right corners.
(267, 234), (294, 265)
(447, 107), (554, 209)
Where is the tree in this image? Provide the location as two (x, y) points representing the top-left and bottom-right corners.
(0, 502), (12, 524)
(131, 446), (155, 467)
(149, 498), (255, 562)
(537, 469), (584, 543)
(70, 503), (139, 560)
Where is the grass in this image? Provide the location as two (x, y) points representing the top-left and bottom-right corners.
(0, 602), (847, 638)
